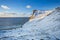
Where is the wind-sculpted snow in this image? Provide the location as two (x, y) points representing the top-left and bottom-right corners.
(0, 9), (60, 40)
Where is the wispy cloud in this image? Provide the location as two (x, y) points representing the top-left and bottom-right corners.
(26, 5), (31, 9)
(1, 5), (10, 10)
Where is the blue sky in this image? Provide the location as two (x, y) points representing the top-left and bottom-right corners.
(0, 0), (60, 13)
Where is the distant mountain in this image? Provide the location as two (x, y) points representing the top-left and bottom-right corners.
(0, 12), (29, 17)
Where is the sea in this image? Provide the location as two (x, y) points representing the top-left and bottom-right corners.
(0, 17), (29, 30)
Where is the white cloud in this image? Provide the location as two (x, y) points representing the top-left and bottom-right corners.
(26, 5), (31, 9)
(1, 5), (10, 10)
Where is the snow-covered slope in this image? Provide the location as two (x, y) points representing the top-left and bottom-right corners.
(23, 8), (60, 40)
(0, 7), (60, 40)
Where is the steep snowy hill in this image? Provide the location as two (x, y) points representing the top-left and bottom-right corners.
(0, 7), (60, 40)
(23, 7), (60, 40)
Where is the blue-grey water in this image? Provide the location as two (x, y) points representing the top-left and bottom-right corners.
(0, 17), (29, 30)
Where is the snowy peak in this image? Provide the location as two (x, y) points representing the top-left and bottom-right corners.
(29, 7), (60, 22)
(55, 7), (60, 11)
(29, 10), (53, 22)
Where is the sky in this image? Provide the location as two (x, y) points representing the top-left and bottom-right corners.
(0, 0), (60, 14)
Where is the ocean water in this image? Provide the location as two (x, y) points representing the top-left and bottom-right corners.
(0, 17), (29, 30)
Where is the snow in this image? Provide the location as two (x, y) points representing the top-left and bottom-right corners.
(0, 8), (60, 40)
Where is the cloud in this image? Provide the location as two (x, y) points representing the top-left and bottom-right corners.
(26, 5), (31, 9)
(1, 5), (10, 10)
